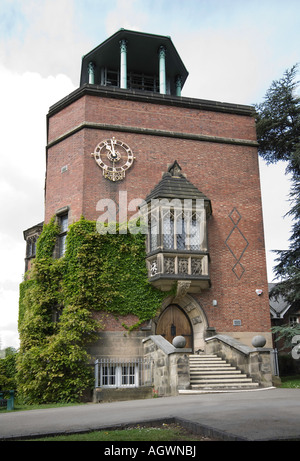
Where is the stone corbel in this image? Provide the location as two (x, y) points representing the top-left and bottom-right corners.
(175, 280), (191, 300)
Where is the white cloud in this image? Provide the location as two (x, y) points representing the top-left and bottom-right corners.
(177, 24), (293, 105)
(104, 0), (149, 36)
(259, 158), (293, 282)
(0, 66), (75, 349)
(0, 0), (90, 83)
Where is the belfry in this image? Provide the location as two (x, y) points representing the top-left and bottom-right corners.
(22, 29), (274, 399)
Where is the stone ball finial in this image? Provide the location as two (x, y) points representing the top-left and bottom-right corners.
(172, 335), (186, 348)
(252, 335), (266, 348)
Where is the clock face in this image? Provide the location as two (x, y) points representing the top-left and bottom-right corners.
(91, 137), (134, 182)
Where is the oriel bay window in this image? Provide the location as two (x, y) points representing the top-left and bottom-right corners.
(142, 161), (212, 294)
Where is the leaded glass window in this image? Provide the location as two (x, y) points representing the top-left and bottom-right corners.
(150, 211), (159, 251)
(163, 209), (174, 249)
(190, 212), (201, 250)
(176, 213), (186, 250)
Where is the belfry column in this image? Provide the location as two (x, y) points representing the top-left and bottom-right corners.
(88, 61), (95, 84)
(175, 75), (182, 96)
(159, 46), (166, 94)
(120, 39), (127, 89)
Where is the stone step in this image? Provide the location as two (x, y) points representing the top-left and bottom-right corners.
(190, 377), (252, 383)
(190, 362), (231, 366)
(190, 360), (227, 368)
(190, 367), (236, 372)
(191, 382), (259, 389)
(189, 354), (219, 358)
(190, 361), (225, 364)
(190, 357), (224, 361)
(188, 353), (259, 390)
(190, 362), (229, 367)
(189, 353), (219, 358)
(189, 356), (227, 360)
(190, 370), (244, 376)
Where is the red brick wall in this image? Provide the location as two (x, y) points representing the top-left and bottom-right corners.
(45, 91), (271, 337)
(83, 95), (257, 141)
(47, 93), (257, 145)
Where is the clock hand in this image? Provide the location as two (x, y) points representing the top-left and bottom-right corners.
(110, 139), (116, 156)
(108, 141), (121, 161)
(105, 142), (117, 161)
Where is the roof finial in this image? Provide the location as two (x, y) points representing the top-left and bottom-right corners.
(168, 160), (182, 177)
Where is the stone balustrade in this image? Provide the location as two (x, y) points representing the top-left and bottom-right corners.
(205, 334), (274, 387)
(142, 335), (191, 396)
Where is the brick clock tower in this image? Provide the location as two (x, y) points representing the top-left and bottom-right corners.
(24, 29), (272, 367)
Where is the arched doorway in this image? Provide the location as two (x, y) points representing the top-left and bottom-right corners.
(156, 304), (193, 349)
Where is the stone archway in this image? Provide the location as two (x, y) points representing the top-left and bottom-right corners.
(156, 304), (193, 348)
(155, 295), (209, 352)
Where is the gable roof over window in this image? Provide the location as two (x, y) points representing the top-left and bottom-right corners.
(145, 161), (212, 216)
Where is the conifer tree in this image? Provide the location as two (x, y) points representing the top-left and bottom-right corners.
(255, 64), (300, 304)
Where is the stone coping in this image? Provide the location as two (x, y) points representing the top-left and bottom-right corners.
(142, 335), (192, 355)
(205, 334), (273, 355)
(48, 84), (255, 118)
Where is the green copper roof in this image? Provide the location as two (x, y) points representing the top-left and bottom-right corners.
(80, 29), (188, 94)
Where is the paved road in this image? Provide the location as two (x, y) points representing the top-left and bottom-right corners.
(1, 388), (300, 441)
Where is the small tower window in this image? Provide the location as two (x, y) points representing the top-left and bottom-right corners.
(26, 236), (37, 258)
(23, 222), (43, 272)
(58, 213), (68, 257)
(55, 208), (69, 258)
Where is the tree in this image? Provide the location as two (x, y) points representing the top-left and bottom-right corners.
(255, 64), (300, 173)
(0, 348), (18, 390)
(255, 64), (300, 304)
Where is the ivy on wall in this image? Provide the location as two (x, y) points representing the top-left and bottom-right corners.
(18, 217), (168, 403)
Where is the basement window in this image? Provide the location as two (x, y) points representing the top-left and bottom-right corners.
(99, 364), (139, 388)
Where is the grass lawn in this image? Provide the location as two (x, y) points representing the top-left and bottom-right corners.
(24, 423), (213, 442)
(280, 375), (300, 388)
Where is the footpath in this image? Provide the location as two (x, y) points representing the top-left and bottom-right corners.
(1, 388), (300, 441)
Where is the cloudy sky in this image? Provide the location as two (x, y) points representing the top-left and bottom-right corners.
(0, 0), (299, 349)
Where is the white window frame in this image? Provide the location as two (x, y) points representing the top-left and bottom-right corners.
(99, 363), (139, 388)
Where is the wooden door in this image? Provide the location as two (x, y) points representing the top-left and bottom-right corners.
(156, 305), (193, 349)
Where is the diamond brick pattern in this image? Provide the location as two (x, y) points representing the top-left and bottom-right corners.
(225, 208), (249, 279)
